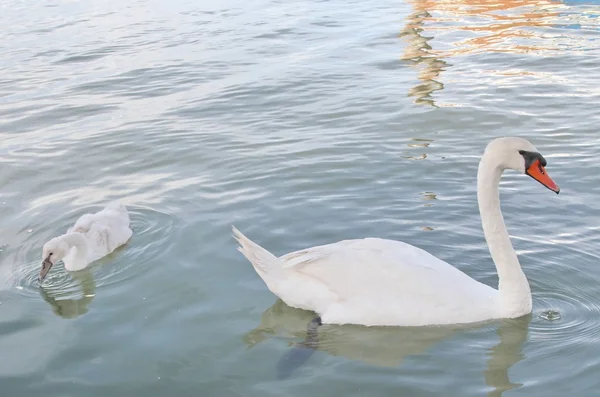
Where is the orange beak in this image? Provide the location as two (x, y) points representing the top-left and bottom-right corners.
(526, 160), (560, 194)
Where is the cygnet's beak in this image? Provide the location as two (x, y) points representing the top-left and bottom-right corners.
(39, 256), (53, 283)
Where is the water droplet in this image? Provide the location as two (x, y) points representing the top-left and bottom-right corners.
(421, 192), (437, 200)
(27, 229), (33, 233)
(16, 286), (23, 290)
(539, 309), (562, 321)
(408, 142), (430, 148)
(402, 153), (428, 160)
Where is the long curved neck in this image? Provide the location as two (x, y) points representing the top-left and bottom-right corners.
(61, 233), (89, 270)
(477, 156), (532, 315)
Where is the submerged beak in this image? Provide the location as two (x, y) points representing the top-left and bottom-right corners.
(526, 160), (560, 194)
(39, 256), (53, 283)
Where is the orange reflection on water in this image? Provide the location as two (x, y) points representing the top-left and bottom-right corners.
(400, 0), (564, 105)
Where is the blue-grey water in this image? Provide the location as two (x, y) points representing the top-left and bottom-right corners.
(1, 0), (600, 395)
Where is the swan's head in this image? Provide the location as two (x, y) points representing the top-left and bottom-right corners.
(39, 237), (69, 282)
(484, 137), (560, 194)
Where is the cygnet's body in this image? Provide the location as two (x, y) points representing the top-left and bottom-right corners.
(39, 201), (132, 281)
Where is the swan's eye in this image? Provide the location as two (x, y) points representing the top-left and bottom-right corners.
(49, 252), (53, 256)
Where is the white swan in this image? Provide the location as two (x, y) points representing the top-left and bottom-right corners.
(233, 137), (560, 327)
(39, 201), (133, 282)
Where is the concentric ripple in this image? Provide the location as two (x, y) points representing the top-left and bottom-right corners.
(3, 205), (179, 302)
(530, 287), (600, 355)
(88, 205), (179, 289)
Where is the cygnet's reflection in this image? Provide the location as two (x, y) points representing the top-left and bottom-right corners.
(245, 300), (530, 396)
(39, 270), (96, 319)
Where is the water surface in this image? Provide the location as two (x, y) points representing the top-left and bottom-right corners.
(1, 0), (600, 396)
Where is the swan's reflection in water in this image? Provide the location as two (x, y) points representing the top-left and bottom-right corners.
(39, 270), (96, 319)
(484, 317), (528, 397)
(245, 300), (530, 396)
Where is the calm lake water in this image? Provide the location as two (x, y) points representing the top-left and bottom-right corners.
(2, 0), (600, 395)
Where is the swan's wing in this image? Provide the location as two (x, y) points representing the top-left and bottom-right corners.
(101, 202), (130, 224)
(280, 238), (445, 272)
(84, 222), (113, 257)
(71, 202), (129, 233)
(278, 238), (484, 304)
(68, 213), (96, 234)
(94, 204), (130, 231)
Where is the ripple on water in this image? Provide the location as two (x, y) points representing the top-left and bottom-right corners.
(8, 205), (179, 301)
(538, 310), (562, 321)
(530, 288), (600, 354)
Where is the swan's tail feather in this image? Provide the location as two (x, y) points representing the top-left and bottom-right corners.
(232, 226), (279, 274)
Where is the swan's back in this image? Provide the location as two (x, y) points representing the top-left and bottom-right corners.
(72, 202), (132, 259)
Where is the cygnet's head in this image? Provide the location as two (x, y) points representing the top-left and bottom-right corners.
(39, 237), (69, 282)
(483, 137), (560, 194)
